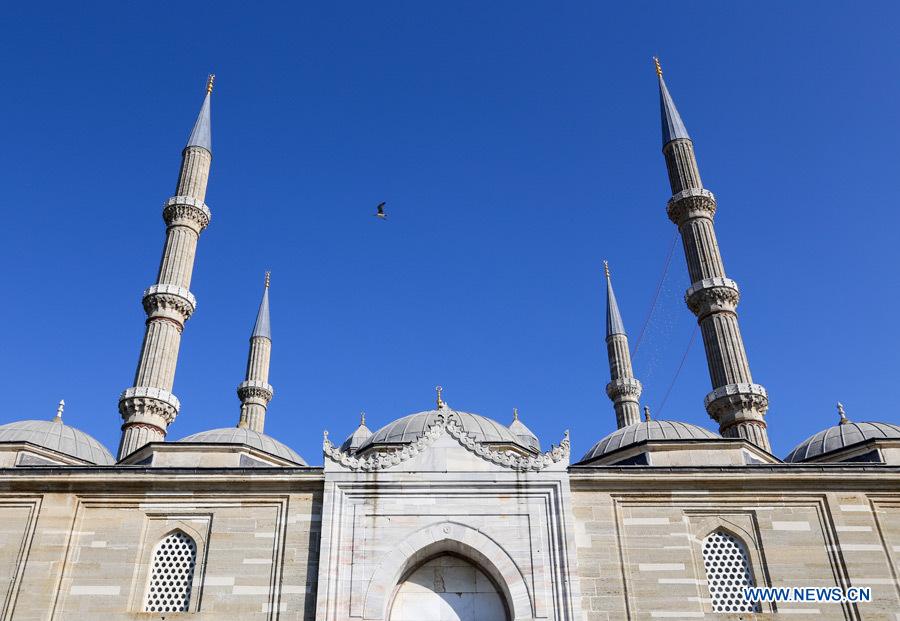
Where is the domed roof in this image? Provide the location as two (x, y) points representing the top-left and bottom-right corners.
(785, 421), (900, 463)
(0, 420), (115, 465)
(358, 409), (526, 452)
(178, 428), (306, 465)
(581, 420), (720, 462)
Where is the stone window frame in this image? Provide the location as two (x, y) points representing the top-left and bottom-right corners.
(128, 513), (212, 614)
(687, 513), (772, 615)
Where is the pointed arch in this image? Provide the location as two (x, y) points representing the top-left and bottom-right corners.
(143, 529), (198, 613)
(364, 521), (532, 620)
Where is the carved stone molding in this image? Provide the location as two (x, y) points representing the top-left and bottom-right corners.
(323, 414), (569, 472)
(685, 277), (740, 318)
(606, 377), (643, 401)
(704, 382), (769, 423)
(237, 380), (273, 403)
(162, 196), (211, 232)
(142, 284), (196, 321)
(667, 188), (717, 226)
(118, 386), (181, 425)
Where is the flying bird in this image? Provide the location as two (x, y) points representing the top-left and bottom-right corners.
(374, 202), (387, 220)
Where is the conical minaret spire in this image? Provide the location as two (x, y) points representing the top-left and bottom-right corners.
(117, 76), (215, 460)
(655, 60), (771, 452)
(237, 273), (274, 433)
(603, 262), (642, 428)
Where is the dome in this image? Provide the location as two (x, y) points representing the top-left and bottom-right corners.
(581, 420), (721, 462)
(0, 420), (115, 465)
(358, 409), (526, 452)
(178, 428), (306, 465)
(785, 421), (900, 463)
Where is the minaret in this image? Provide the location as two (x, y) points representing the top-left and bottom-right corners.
(237, 273), (274, 433)
(117, 76), (215, 459)
(655, 59), (771, 451)
(604, 262), (642, 428)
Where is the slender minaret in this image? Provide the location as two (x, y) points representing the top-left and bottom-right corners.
(237, 273), (274, 433)
(655, 59), (771, 452)
(117, 76), (215, 459)
(604, 262), (642, 428)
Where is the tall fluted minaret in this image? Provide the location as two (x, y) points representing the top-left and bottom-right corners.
(117, 76), (215, 459)
(237, 273), (274, 433)
(655, 59), (771, 452)
(604, 262), (642, 428)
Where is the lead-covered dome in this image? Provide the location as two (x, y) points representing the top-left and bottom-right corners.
(0, 420), (115, 465)
(179, 428), (306, 465)
(358, 409), (526, 452)
(581, 420), (720, 462)
(785, 421), (900, 463)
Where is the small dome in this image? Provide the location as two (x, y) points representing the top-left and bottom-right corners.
(785, 421), (900, 463)
(358, 409), (526, 452)
(0, 420), (115, 465)
(179, 428), (306, 465)
(581, 420), (720, 462)
(509, 417), (541, 452)
(341, 422), (373, 453)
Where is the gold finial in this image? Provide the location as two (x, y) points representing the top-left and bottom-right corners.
(360, 412), (366, 425)
(513, 407), (518, 421)
(265, 271), (270, 289)
(436, 386), (443, 407)
(604, 260), (610, 279)
(206, 74), (215, 94)
(837, 402), (850, 424)
(644, 406), (652, 422)
(653, 57), (662, 77)
(53, 399), (65, 423)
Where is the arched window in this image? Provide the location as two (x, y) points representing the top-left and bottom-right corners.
(144, 530), (198, 613)
(702, 530), (760, 613)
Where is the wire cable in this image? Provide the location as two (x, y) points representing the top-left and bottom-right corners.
(632, 227), (679, 360)
(656, 325), (699, 416)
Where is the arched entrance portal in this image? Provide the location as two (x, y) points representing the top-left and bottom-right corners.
(389, 554), (509, 621)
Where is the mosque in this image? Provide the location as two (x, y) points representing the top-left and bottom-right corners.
(0, 63), (898, 620)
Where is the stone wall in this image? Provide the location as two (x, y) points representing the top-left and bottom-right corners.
(571, 466), (900, 620)
(0, 469), (323, 620)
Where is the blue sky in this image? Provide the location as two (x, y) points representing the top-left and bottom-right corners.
(1, 2), (898, 464)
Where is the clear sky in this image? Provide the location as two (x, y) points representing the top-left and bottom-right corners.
(1, 2), (898, 464)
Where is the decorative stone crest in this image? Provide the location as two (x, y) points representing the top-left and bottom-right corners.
(667, 188), (717, 226)
(163, 196), (211, 232)
(685, 277), (740, 318)
(323, 414), (570, 472)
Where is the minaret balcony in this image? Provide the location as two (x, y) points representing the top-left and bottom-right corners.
(666, 188), (717, 225)
(163, 195), (211, 232)
(685, 277), (741, 318)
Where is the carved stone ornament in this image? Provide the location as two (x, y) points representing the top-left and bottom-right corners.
(237, 379), (273, 403)
(606, 377), (643, 400)
(162, 196), (211, 232)
(666, 188), (717, 226)
(704, 382), (769, 422)
(118, 386), (181, 425)
(323, 414), (570, 472)
(685, 277), (740, 317)
(142, 284), (197, 321)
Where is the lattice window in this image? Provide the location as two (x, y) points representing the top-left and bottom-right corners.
(702, 530), (760, 613)
(144, 531), (197, 613)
